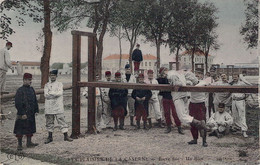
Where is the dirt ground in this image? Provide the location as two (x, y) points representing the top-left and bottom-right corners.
(0, 75), (259, 165)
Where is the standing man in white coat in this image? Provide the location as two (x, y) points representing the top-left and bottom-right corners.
(230, 73), (249, 138)
(0, 41), (13, 93)
(122, 64), (136, 126)
(145, 69), (164, 128)
(44, 70), (73, 144)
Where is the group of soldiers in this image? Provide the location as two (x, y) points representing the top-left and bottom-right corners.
(90, 64), (251, 147)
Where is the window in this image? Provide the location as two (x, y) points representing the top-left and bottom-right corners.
(145, 62), (147, 66)
(31, 67), (35, 69)
(149, 62), (151, 66)
(141, 62), (143, 67)
(37, 67), (40, 69)
(25, 67), (28, 69)
(184, 57), (186, 62)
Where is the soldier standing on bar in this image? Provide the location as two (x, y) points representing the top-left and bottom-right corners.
(44, 70), (73, 144)
(14, 73), (39, 151)
(230, 73), (249, 138)
(157, 67), (183, 134)
(122, 64), (136, 126)
(132, 44), (143, 76)
(145, 69), (164, 129)
(132, 73), (152, 129)
(109, 72), (128, 131)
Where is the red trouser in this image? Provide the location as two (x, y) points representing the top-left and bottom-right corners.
(112, 106), (125, 125)
(135, 104), (147, 122)
(189, 102), (206, 139)
(134, 61), (141, 71)
(162, 98), (181, 127)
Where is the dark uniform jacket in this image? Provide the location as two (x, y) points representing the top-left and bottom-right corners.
(109, 88), (128, 116)
(132, 49), (143, 62)
(13, 85), (39, 135)
(157, 77), (172, 100)
(131, 88), (152, 116)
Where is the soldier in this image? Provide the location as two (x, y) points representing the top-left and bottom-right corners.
(122, 64), (136, 126)
(132, 44), (143, 75)
(157, 67), (183, 134)
(187, 69), (210, 147)
(145, 69), (164, 128)
(14, 73), (39, 151)
(212, 73), (232, 113)
(132, 73), (152, 129)
(109, 72), (128, 131)
(207, 103), (233, 138)
(100, 71), (113, 128)
(230, 73), (249, 138)
(0, 41), (13, 93)
(44, 70), (73, 144)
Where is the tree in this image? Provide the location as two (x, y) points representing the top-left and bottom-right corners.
(140, 0), (174, 72)
(198, 2), (219, 72)
(1, 0), (53, 102)
(167, 0), (197, 70)
(108, 0), (143, 72)
(240, 0), (258, 49)
(52, 0), (115, 77)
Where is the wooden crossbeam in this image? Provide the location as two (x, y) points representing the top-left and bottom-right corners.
(78, 82), (259, 93)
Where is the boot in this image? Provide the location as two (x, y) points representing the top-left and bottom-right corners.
(202, 136), (208, 147)
(157, 119), (165, 128)
(113, 121), (118, 131)
(17, 137), (23, 151)
(64, 132), (73, 142)
(130, 116), (135, 126)
(177, 126), (184, 135)
(26, 136), (38, 148)
(242, 131), (248, 138)
(45, 132), (53, 144)
(164, 125), (171, 133)
(119, 118), (125, 130)
(192, 119), (206, 129)
(147, 118), (152, 129)
(188, 139), (197, 145)
(143, 121), (148, 130)
(136, 120), (141, 129)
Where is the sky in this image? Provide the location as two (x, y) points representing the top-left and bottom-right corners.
(0, 0), (258, 65)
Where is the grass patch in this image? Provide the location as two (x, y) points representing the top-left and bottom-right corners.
(1, 148), (81, 165)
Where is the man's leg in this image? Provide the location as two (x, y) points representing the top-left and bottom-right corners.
(153, 98), (164, 128)
(170, 100), (183, 134)
(0, 70), (6, 93)
(236, 100), (248, 137)
(55, 114), (73, 141)
(174, 99), (194, 124)
(231, 100), (240, 130)
(45, 114), (55, 144)
(162, 99), (172, 133)
(16, 134), (23, 151)
(26, 134), (38, 148)
(128, 96), (136, 126)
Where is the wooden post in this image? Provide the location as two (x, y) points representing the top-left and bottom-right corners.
(71, 34), (81, 138)
(87, 36), (96, 134)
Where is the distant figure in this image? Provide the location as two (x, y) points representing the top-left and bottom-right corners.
(44, 70), (73, 144)
(207, 103), (233, 138)
(132, 44), (143, 75)
(132, 73), (152, 129)
(109, 72), (128, 131)
(0, 41), (13, 93)
(14, 73), (39, 151)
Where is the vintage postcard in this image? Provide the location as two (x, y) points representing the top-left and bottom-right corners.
(0, 0), (259, 164)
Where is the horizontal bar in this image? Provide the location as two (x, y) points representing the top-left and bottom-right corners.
(78, 82), (259, 93)
(71, 30), (96, 37)
(0, 85), (73, 99)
